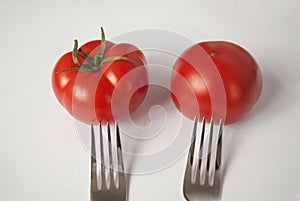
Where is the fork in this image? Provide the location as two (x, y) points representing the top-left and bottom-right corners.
(90, 123), (127, 201)
(183, 116), (223, 201)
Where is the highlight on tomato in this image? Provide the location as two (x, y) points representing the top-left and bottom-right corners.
(52, 28), (148, 125)
(171, 41), (262, 125)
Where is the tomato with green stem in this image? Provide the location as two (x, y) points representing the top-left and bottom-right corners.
(52, 28), (148, 124)
(171, 41), (262, 124)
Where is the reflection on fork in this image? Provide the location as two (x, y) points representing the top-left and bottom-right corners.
(183, 116), (223, 201)
(90, 123), (127, 201)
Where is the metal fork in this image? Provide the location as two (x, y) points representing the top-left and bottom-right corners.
(90, 123), (127, 201)
(183, 116), (223, 201)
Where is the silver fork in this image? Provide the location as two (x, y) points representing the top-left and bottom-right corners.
(183, 116), (223, 201)
(90, 123), (127, 201)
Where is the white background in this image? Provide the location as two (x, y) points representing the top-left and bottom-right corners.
(1, 0), (300, 200)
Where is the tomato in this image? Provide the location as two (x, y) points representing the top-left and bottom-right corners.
(52, 29), (148, 125)
(171, 41), (262, 125)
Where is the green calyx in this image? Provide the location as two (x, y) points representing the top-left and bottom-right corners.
(57, 27), (139, 74)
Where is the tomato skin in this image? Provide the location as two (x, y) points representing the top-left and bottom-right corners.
(101, 43), (148, 114)
(171, 41), (262, 125)
(52, 41), (148, 124)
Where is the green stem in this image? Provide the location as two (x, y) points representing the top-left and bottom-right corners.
(59, 27), (141, 74)
(78, 48), (93, 63)
(72, 40), (82, 67)
(57, 67), (81, 73)
(93, 27), (106, 66)
(99, 27), (106, 59)
(100, 56), (140, 66)
(57, 67), (99, 73)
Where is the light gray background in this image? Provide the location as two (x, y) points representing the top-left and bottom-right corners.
(1, 0), (300, 200)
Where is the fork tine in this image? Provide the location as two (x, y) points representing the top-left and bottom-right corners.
(116, 123), (124, 172)
(190, 116), (197, 184)
(191, 116), (205, 184)
(111, 123), (120, 189)
(199, 117), (213, 185)
(98, 124), (105, 191)
(116, 123), (125, 189)
(90, 125), (97, 192)
(91, 125), (96, 165)
(107, 123), (114, 190)
(207, 118), (223, 186)
(216, 119), (223, 170)
(101, 123), (111, 190)
(108, 123), (122, 189)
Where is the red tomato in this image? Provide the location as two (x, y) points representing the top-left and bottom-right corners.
(52, 35), (148, 125)
(171, 41), (262, 125)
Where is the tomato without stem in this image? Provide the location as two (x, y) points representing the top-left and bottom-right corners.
(52, 29), (148, 125)
(171, 41), (262, 125)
